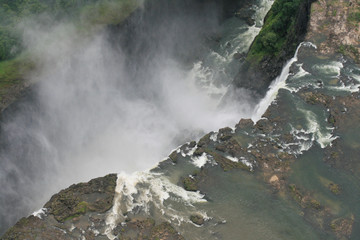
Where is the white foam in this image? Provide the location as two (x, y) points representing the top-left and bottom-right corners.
(253, 0), (275, 26)
(294, 64), (310, 79)
(312, 61), (343, 77)
(191, 153), (210, 168)
(32, 208), (47, 219)
(240, 157), (254, 171)
(190, 61), (228, 97)
(105, 172), (206, 239)
(226, 155), (239, 162)
(69, 224), (76, 232)
(300, 109), (338, 148)
(210, 132), (218, 142)
(328, 83), (360, 93)
(252, 42), (317, 122)
(179, 144), (197, 158)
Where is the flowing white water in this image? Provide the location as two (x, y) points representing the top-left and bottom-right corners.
(251, 42), (317, 122)
(0, 0), (278, 233)
(192, 0), (274, 97)
(105, 171), (206, 239)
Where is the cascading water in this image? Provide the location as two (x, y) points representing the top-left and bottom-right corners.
(0, 0), (274, 234)
(100, 38), (360, 240)
(251, 42), (317, 122)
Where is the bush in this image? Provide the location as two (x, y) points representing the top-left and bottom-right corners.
(261, 31), (278, 50)
(0, 0), (138, 61)
(247, 0), (304, 62)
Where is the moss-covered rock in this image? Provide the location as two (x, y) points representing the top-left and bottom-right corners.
(328, 183), (341, 195)
(150, 222), (184, 240)
(183, 176), (198, 191)
(44, 174), (117, 222)
(190, 214), (205, 225)
(112, 218), (184, 240)
(330, 216), (354, 239)
(205, 149), (251, 172)
(169, 150), (179, 163)
(234, 0), (315, 94)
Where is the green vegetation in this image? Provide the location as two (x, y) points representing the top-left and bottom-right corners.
(81, 0), (139, 26)
(337, 44), (359, 62)
(348, 11), (360, 23)
(329, 183), (341, 195)
(0, 55), (34, 102)
(247, 0), (305, 62)
(308, 199), (321, 210)
(0, 0), (140, 61)
(0, 55), (34, 82)
(0, 0), (141, 107)
(0, 0), (91, 61)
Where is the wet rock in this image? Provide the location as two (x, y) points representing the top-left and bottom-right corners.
(215, 143), (227, 152)
(218, 127), (233, 141)
(197, 133), (212, 148)
(306, 0), (360, 62)
(330, 216), (354, 239)
(328, 183), (341, 195)
(204, 149), (251, 172)
(300, 91), (329, 105)
(233, 52), (246, 60)
(193, 147), (205, 157)
(183, 176), (198, 191)
(235, 118), (254, 129)
(169, 150), (178, 163)
(189, 141), (197, 148)
(1, 216), (71, 240)
(150, 222), (184, 240)
(190, 214), (205, 225)
(235, 8), (256, 26)
(44, 174), (117, 222)
(269, 175), (279, 183)
(113, 218), (184, 240)
(327, 114), (336, 126)
(255, 119), (274, 133)
(307, 199), (322, 210)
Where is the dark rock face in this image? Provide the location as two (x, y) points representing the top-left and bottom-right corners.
(113, 218), (184, 240)
(1, 174), (117, 240)
(44, 174), (117, 222)
(3, 62), (360, 239)
(1, 174), (185, 240)
(233, 0), (315, 96)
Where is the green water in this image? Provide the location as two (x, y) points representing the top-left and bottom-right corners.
(189, 167), (334, 240)
(290, 146), (360, 238)
(108, 8), (360, 240)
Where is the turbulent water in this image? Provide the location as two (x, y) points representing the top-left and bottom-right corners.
(102, 40), (360, 239)
(0, 0), (274, 233)
(1, 0), (360, 238)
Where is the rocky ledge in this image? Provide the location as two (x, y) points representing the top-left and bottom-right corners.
(3, 45), (360, 239)
(2, 0), (360, 239)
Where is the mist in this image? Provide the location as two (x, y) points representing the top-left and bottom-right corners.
(0, 0), (258, 233)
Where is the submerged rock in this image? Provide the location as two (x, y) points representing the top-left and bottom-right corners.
(190, 214), (205, 226)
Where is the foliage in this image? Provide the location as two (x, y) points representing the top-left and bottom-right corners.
(0, 0), (140, 61)
(247, 0), (303, 62)
(0, 55), (34, 84)
(0, 0), (141, 95)
(81, 0), (140, 26)
(348, 11), (360, 23)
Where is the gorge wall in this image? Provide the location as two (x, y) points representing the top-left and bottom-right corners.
(234, 0), (316, 95)
(1, 0), (360, 239)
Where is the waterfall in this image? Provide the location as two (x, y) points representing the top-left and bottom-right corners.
(251, 42), (317, 122)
